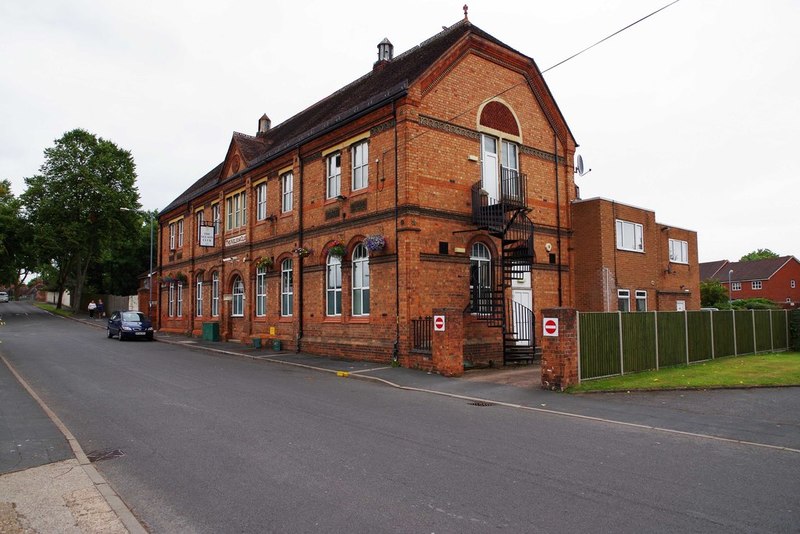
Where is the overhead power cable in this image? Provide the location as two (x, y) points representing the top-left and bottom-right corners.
(542, 0), (681, 73)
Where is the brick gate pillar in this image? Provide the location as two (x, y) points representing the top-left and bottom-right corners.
(540, 307), (579, 391)
(431, 308), (464, 377)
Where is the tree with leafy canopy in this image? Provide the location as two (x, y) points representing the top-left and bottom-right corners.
(0, 180), (38, 296)
(740, 248), (779, 262)
(21, 129), (140, 310)
(700, 278), (729, 308)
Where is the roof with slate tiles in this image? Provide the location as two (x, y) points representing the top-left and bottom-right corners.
(161, 19), (573, 215)
(700, 256), (799, 282)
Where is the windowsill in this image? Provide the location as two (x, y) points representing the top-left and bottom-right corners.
(323, 316), (343, 323)
(349, 187), (369, 197)
(323, 196), (343, 206)
(279, 316), (293, 322)
(349, 316), (370, 323)
(617, 247), (645, 254)
(279, 211), (292, 219)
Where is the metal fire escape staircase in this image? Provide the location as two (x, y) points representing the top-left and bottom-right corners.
(470, 169), (536, 364)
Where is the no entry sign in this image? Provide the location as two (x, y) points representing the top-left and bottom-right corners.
(543, 317), (559, 337)
(433, 315), (446, 332)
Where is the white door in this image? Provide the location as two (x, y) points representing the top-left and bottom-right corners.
(481, 135), (499, 203)
(512, 273), (532, 345)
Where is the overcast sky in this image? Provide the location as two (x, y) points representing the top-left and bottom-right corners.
(1, 0), (797, 263)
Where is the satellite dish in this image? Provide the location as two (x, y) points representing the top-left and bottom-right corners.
(574, 154), (591, 176)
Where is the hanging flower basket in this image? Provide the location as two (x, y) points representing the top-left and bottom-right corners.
(256, 256), (274, 270)
(328, 241), (346, 259)
(294, 246), (311, 258)
(175, 272), (188, 284)
(363, 234), (386, 252)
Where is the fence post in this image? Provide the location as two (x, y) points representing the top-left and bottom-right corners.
(654, 311), (659, 370)
(576, 312), (582, 381)
(770, 310), (774, 352)
(710, 310), (715, 359)
(618, 311), (624, 375)
(684, 310), (689, 365)
(733, 310), (737, 356)
(786, 310), (790, 350)
(752, 309), (756, 354)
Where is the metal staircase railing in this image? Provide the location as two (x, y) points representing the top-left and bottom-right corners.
(470, 172), (537, 364)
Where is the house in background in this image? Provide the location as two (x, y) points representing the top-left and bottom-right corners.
(155, 16), (578, 373)
(571, 198), (700, 312)
(700, 256), (800, 309)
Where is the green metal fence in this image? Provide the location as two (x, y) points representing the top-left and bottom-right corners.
(578, 309), (790, 381)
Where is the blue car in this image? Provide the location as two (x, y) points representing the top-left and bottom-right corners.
(107, 310), (154, 341)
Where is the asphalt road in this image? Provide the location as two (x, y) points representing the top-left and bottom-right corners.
(1, 302), (798, 533)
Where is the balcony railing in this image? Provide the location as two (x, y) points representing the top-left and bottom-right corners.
(471, 169), (527, 231)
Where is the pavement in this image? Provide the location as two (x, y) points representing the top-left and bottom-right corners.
(2, 312), (799, 533)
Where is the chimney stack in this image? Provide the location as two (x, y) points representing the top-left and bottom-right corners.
(257, 114), (271, 137)
(373, 38), (394, 71)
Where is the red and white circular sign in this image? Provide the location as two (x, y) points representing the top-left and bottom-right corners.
(543, 317), (559, 337)
(433, 315), (446, 332)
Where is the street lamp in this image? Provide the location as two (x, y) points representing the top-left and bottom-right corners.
(728, 269), (734, 306)
(122, 208), (157, 318)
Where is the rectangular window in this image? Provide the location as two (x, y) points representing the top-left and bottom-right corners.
(169, 223), (176, 250)
(326, 153), (341, 199)
(668, 239), (688, 264)
(177, 219), (184, 247)
(731, 282), (741, 291)
(326, 258), (342, 316)
(196, 279), (203, 317)
(617, 289), (630, 312)
(168, 283), (175, 316)
(281, 259), (293, 317)
(211, 272), (219, 317)
(752, 280), (763, 290)
(500, 141), (520, 199)
(176, 282), (183, 317)
(256, 182), (267, 221)
(635, 290), (647, 312)
(616, 220), (644, 252)
(196, 211), (204, 242)
(351, 141), (368, 191)
(225, 191), (246, 230)
(256, 267), (267, 317)
(212, 203), (221, 237)
(281, 172), (293, 213)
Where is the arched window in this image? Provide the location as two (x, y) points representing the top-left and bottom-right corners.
(281, 259), (293, 317)
(326, 254), (342, 316)
(196, 276), (203, 317)
(470, 242), (492, 314)
(211, 271), (220, 317)
(256, 266), (267, 317)
(176, 282), (183, 317)
(352, 244), (370, 316)
(232, 276), (244, 317)
(168, 282), (175, 317)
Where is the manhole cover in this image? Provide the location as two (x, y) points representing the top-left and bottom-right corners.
(468, 401), (495, 407)
(86, 449), (125, 462)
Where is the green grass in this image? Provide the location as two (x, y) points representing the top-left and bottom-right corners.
(34, 302), (76, 318)
(568, 352), (800, 393)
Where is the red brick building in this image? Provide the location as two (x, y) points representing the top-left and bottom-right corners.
(155, 18), (578, 371)
(700, 256), (800, 309)
(571, 198), (700, 312)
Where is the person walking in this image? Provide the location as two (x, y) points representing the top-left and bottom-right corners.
(88, 300), (97, 319)
(97, 299), (105, 318)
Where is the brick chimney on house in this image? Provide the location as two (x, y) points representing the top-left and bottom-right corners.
(373, 38), (393, 71)
(257, 114), (271, 137)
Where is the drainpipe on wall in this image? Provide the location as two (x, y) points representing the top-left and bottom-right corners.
(392, 100), (400, 364)
(296, 150), (304, 353)
(554, 133), (563, 307)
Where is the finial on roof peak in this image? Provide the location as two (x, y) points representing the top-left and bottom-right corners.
(463, 4), (468, 20)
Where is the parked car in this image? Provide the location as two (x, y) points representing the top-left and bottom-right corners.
(107, 310), (154, 341)
(0, 292), (8, 303)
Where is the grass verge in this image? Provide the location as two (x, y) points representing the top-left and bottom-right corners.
(567, 352), (800, 393)
(34, 302), (76, 318)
